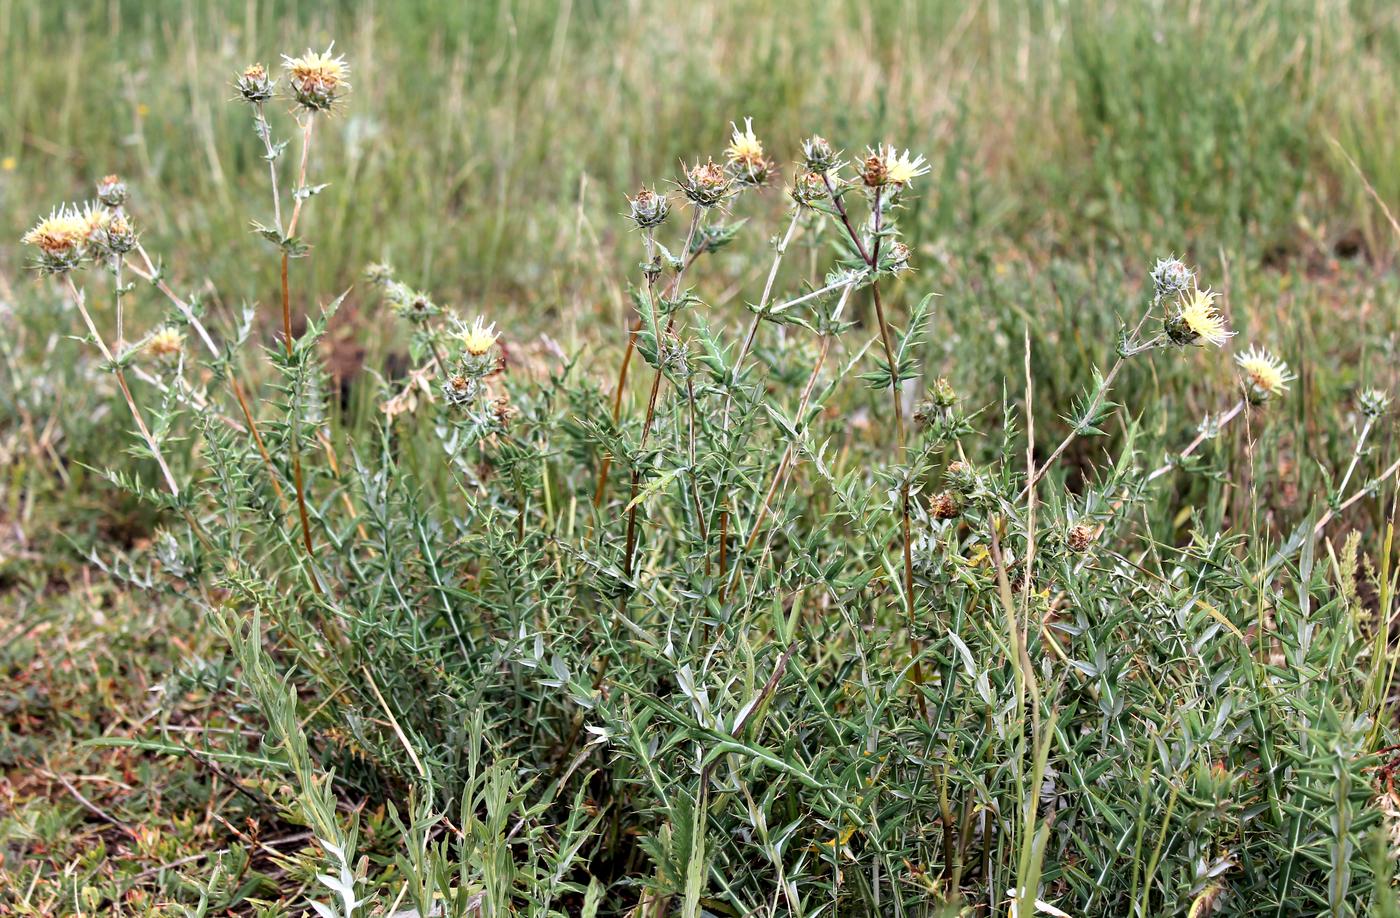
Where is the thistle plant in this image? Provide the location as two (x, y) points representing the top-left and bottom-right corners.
(19, 46), (1400, 916)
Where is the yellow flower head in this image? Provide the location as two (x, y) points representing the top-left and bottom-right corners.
(82, 203), (112, 241)
(724, 118), (772, 187)
(1235, 345), (1292, 403)
(146, 327), (185, 360)
(725, 118), (765, 167)
(866, 143), (930, 187)
(282, 45), (350, 112)
(461, 317), (499, 357)
(22, 205), (88, 256)
(1171, 288), (1232, 348)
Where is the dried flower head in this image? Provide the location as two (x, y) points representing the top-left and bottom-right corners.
(1359, 388), (1391, 420)
(800, 135), (839, 173)
(1166, 288), (1232, 348)
(491, 395), (516, 428)
(1150, 256), (1194, 299)
(22, 205), (89, 273)
(725, 118), (774, 186)
(1234, 346), (1293, 404)
(677, 158), (733, 208)
(441, 372), (478, 408)
(884, 241), (912, 275)
(930, 490), (961, 520)
(864, 144), (929, 188)
(96, 174), (128, 209)
(236, 62), (276, 104)
(627, 187), (670, 230)
(146, 327), (185, 361)
(282, 46), (350, 112)
(789, 170), (828, 208)
(1067, 523), (1095, 552)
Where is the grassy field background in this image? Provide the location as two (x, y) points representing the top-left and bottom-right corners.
(4, 0), (1400, 913)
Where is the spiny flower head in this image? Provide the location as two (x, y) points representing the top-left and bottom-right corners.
(235, 62), (275, 104)
(22, 205), (89, 273)
(363, 262), (395, 287)
(1066, 522), (1096, 553)
(1166, 288), (1232, 348)
(800, 135), (840, 173)
(461, 317), (499, 357)
(146, 327), (185, 361)
(85, 205), (137, 256)
(724, 118), (774, 187)
(789, 170), (829, 208)
(1150, 255), (1194, 299)
(1234, 346), (1293, 404)
(401, 289), (439, 322)
(282, 46), (350, 112)
(864, 144), (929, 188)
(1359, 388), (1392, 419)
(677, 158), (734, 208)
(96, 174), (128, 209)
(929, 490), (961, 520)
(627, 187), (670, 229)
(441, 372), (479, 408)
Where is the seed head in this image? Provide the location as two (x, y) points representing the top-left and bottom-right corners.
(236, 62), (276, 104)
(146, 327), (185, 362)
(932, 377), (958, 408)
(627, 187), (670, 229)
(800, 135), (839, 174)
(724, 118), (774, 187)
(1359, 388), (1391, 420)
(1066, 523), (1095, 552)
(22, 205), (89, 273)
(1234, 346), (1293, 404)
(930, 490), (961, 520)
(677, 158), (733, 208)
(1150, 255), (1194, 299)
(282, 46), (350, 112)
(96, 174), (128, 209)
(1165, 288), (1232, 348)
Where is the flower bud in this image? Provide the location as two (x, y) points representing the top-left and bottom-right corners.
(236, 63), (276, 104)
(1359, 388), (1392, 420)
(801, 135), (839, 173)
(96, 174), (128, 209)
(1150, 256), (1194, 299)
(628, 187), (670, 229)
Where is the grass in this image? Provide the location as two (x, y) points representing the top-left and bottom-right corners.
(2, 0), (1400, 914)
